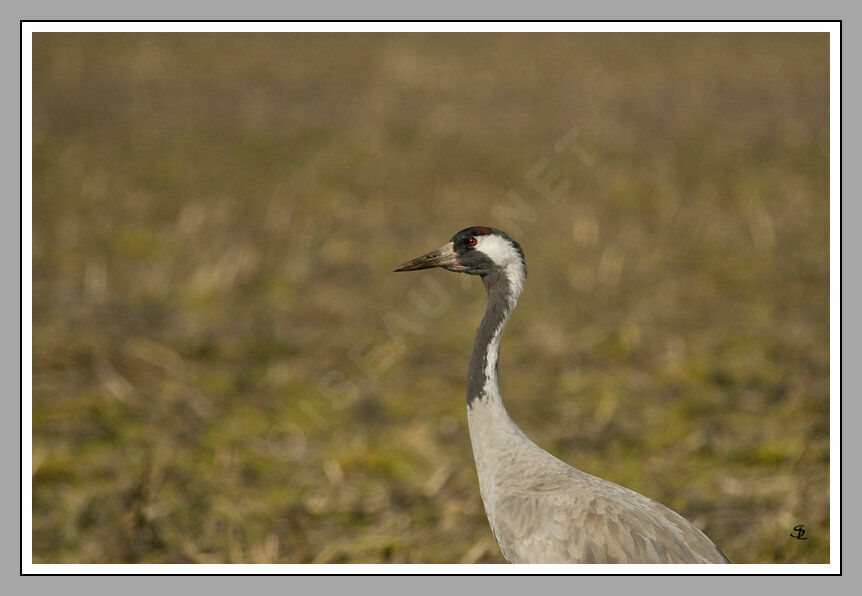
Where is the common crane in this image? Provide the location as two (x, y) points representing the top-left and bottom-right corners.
(395, 226), (729, 564)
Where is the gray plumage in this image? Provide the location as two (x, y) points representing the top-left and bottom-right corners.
(396, 227), (729, 564)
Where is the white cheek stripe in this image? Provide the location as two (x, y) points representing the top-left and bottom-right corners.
(474, 234), (526, 307)
(475, 235), (518, 267)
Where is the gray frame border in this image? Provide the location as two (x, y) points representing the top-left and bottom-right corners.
(9, 1), (851, 593)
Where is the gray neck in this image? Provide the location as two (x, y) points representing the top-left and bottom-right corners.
(466, 268), (519, 407)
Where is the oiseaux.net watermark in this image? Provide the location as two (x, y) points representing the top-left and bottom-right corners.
(317, 127), (594, 410)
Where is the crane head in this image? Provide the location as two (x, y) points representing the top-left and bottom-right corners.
(394, 226), (526, 280)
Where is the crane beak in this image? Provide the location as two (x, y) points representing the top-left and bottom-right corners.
(394, 241), (462, 272)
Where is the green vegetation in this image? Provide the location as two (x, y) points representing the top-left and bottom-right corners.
(32, 32), (829, 564)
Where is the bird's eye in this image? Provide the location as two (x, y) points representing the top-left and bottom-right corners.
(468, 237), (477, 246)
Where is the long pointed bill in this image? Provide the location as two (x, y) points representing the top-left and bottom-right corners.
(394, 241), (463, 272)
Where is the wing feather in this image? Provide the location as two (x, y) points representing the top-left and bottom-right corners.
(489, 471), (727, 564)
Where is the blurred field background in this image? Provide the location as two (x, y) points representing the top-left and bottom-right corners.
(31, 32), (829, 564)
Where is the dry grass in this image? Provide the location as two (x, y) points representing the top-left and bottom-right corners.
(32, 32), (829, 564)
